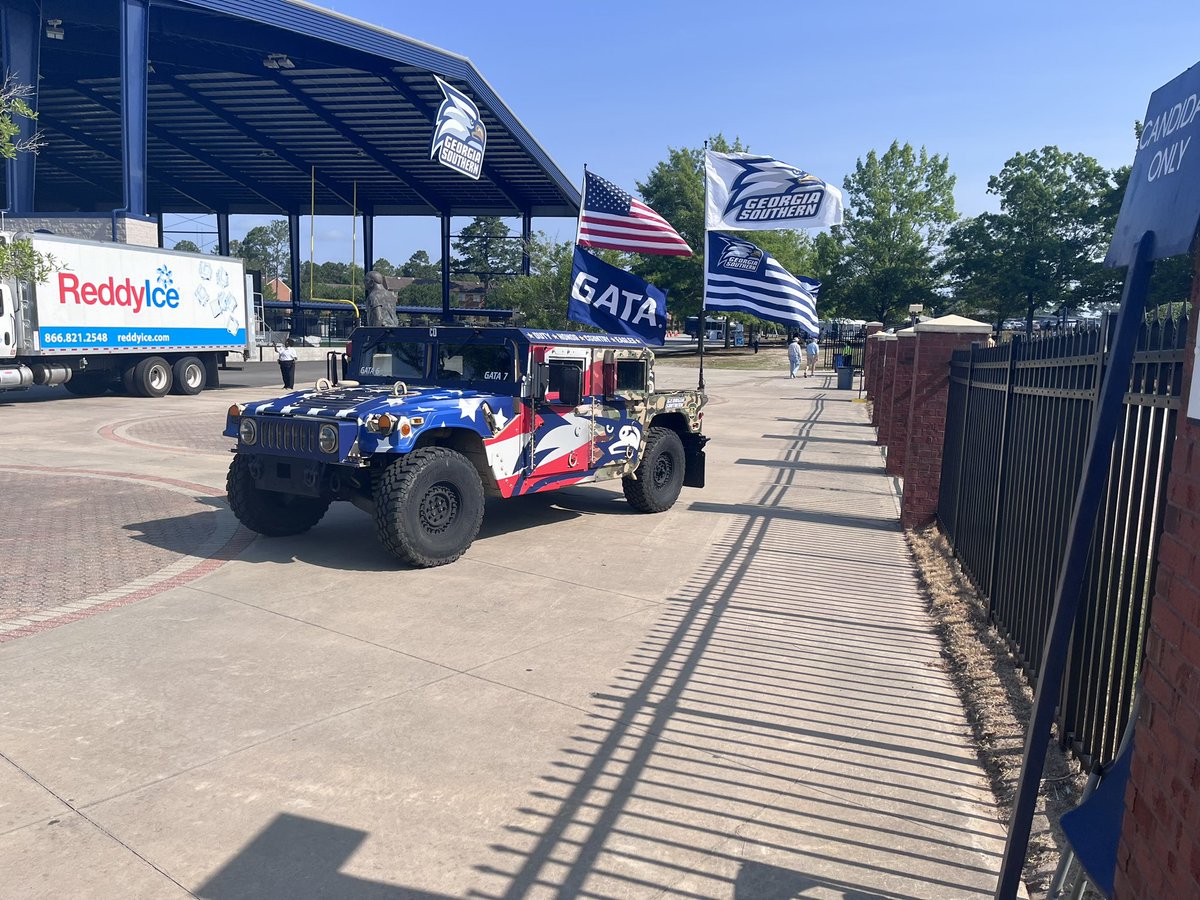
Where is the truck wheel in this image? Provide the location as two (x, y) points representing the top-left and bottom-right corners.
(170, 356), (205, 395)
(374, 448), (485, 568)
(133, 356), (172, 398)
(120, 363), (138, 395)
(226, 455), (331, 536)
(623, 426), (685, 513)
(62, 373), (110, 396)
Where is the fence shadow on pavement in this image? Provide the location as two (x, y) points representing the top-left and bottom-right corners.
(194, 391), (1003, 898)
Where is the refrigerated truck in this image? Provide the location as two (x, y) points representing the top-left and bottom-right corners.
(0, 232), (255, 397)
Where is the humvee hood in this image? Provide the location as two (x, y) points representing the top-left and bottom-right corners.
(244, 385), (510, 421)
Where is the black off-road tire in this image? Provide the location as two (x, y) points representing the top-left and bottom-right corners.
(133, 356), (172, 398)
(62, 373), (110, 396)
(623, 426), (685, 513)
(226, 454), (331, 536)
(374, 448), (485, 568)
(170, 356), (205, 395)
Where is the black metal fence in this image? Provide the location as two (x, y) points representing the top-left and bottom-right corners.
(818, 324), (867, 369)
(937, 313), (1189, 766)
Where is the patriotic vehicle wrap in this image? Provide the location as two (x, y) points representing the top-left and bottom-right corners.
(223, 326), (708, 567)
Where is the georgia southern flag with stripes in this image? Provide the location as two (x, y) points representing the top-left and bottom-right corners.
(705, 232), (819, 335)
(576, 170), (693, 257)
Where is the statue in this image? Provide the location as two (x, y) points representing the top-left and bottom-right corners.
(365, 271), (399, 327)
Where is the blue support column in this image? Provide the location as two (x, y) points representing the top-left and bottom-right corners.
(1, 1), (41, 213)
(441, 214), (452, 323)
(521, 211), (532, 276)
(217, 213), (230, 255)
(120, 0), (150, 215)
(289, 213), (302, 334)
(363, 214), (374, 275)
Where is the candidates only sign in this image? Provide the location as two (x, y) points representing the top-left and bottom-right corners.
(1106, 61), (1200, 268)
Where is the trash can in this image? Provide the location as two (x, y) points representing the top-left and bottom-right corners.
(836, 366), (855, 390)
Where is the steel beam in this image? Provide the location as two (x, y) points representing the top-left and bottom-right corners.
(289, 212), (303, 334)
(120, 0), (150, 215)
(167, 74), (356, 209)
(270, 73), (448, 212)
(441, 214), (452, 323)
(521, 211), (532, 276)
(1, 1), (41, 213)
(68, 81), (290, 213)
(217, 212), (230, 255)
(363, 213), (374, 276)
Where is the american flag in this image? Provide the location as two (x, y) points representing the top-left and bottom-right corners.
(577, 170), (693, 257)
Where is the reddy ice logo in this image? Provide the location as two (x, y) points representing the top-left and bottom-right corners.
(430, 76), (486, 180)
(58, 263), (179, 313)
(723, 156), (827, 223)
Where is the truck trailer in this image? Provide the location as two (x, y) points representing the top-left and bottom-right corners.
(0, 232), (254, 397)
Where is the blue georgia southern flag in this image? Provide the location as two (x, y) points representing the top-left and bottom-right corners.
(568, 246), (667, 346)
(704, 233), (820, 335)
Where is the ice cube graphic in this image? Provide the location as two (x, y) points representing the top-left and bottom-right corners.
(194, 283), (211, 312)
(216, 290), (238, 318)
(215, 267), (230, 289)
(198, 261), (213, 281)
(225, 314), (240, 335)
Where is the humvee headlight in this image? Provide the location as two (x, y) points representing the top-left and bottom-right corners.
(238, 417), (258, 445)
(318, 424), (339, 454)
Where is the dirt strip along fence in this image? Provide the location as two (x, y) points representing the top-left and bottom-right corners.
(936, 311), (1189, 768)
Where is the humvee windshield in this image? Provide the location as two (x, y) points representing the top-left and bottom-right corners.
(356, 339), (429, 382)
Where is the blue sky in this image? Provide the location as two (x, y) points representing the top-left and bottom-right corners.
(169, 0), (1200, 270)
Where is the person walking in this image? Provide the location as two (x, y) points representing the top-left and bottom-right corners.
(805, 335), (819, 377)
(277, 338), (298, 389)
(787, 336), (803, 378)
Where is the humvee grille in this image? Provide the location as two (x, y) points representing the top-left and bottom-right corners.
(257, 418), (318, 454)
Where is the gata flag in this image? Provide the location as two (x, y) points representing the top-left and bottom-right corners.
(704, 233), (819, 336)
(705, 150), (843, 232)
(568, 246), (667, 346)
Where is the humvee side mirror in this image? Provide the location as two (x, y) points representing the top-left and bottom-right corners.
(559, 367), (583, 407)
(532, 362), (549, 400)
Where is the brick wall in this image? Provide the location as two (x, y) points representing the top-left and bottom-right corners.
(1116, 252), (1200, 899)
(900, 328), (988, 529)
(873, 337), (897, 436)
(885, 333), (916, 476)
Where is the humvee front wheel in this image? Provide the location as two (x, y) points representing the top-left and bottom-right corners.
(623, 426), (685, 513)
(227, 455), (331, 536)
(374, 448), (485, 568)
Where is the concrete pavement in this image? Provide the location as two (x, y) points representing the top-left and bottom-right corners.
(0, 364), (1013, 898)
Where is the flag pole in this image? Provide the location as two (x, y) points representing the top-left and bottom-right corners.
(698, 141), (708, 392)
(575, 164), (586, 248)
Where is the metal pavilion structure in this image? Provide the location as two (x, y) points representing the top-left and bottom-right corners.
(0, 0), (581, 325)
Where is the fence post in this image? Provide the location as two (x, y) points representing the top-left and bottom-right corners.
(950, 342), (980, 551)
(986, 334), (1021, 608)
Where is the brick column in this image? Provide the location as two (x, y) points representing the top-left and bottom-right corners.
(863, 323), (884, 399)
(884, 330), (916, 475)
(900, 319), (990, 529)
(873, 335), (897, 436)
(1115, 250), (1200, 899)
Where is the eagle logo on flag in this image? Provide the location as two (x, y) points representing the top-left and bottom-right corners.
(724, 157), (827, 224)
(431, 76), (487, 180)
(716, 236), (764, 273)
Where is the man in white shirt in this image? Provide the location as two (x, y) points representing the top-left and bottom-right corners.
(276, 339), (298, 389)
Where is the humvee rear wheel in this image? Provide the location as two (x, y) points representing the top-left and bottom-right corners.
(226, 455), (331, 536)
(623, 426), (685, 513)
(374, 448), (484, 568)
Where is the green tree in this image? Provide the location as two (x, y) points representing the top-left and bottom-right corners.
(0, 77), (52, 282)
(234, 220), (290, 284)
(944, 147), (1121, 331)
(453, 217), (522, 299)
(635, 134), (817, 322)
(370, 258), (397, 277)
(490, 233), (575, 328)
(172, 239), (201, 254)
(400, 250), (439, 279)
(835, 141), (957, 325)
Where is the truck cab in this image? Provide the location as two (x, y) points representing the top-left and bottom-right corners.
(224, 325), (708, 567)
